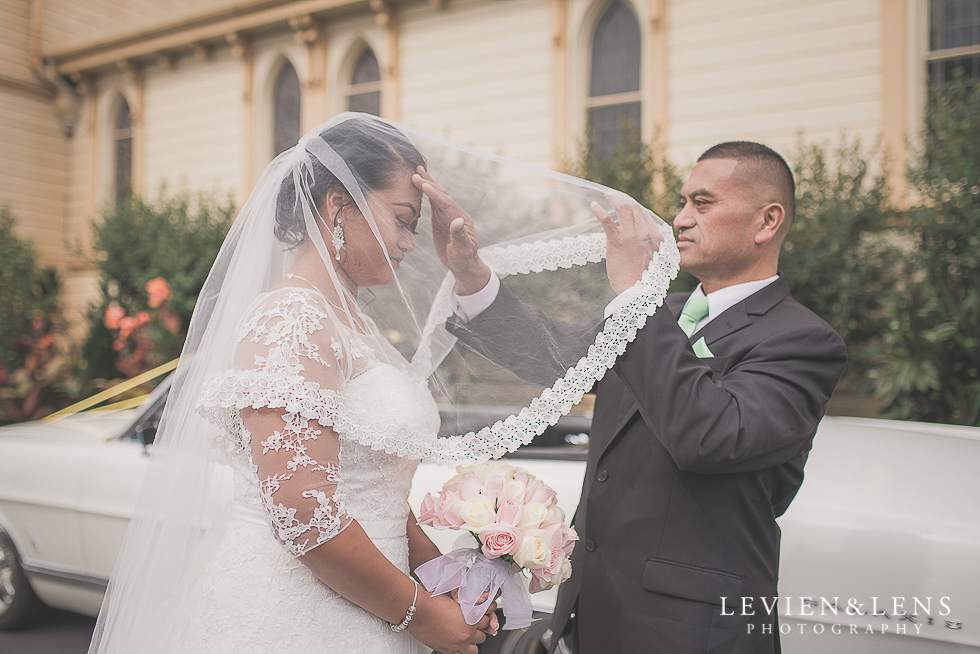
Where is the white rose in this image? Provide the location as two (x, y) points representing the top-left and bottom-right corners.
(544, 504), (565, 524)
(461, 495), (497, 531)
(514, 529), (554, 570)
(484, 461), (514, 480)
(545, 554), (572, 585)
(517, 502), (549, 532)
(505, 479), (527, 501)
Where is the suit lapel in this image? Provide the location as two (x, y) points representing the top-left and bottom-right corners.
(692, 276), (791, 345)
(596, 278), (792, 461)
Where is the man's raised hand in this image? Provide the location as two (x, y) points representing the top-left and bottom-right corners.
(593, 191), (665, 295)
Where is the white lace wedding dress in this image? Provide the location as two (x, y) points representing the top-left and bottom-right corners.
(168, 287), (436, 653)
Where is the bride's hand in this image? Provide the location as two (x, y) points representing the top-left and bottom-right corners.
(412, 166), (492, 295)
(450, 588), (500, 637)
(409, 591), (496, 654)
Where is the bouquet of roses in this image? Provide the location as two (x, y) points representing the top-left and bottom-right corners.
(415, 462), (578, 630)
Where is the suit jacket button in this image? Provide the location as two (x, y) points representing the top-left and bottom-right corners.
(596, 469), (608, 482)
(585, 539), (596, 551)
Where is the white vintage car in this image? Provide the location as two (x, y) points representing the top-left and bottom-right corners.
(0, 378), (978, 654)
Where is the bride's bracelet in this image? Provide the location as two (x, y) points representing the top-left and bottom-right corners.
(390, 579), (419, 632)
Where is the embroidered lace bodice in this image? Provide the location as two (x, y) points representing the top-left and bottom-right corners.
(197, 287), (442, 556)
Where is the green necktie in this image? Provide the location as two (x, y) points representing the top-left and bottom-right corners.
(678, 295), (709, 337)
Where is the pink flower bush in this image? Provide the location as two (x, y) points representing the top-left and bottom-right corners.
(102, 277), (182, 378)
(418, 462), (578, 593)
(145, 277), (172, 308)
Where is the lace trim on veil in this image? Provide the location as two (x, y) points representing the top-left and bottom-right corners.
(198, 227), (677, 466)
(414, 225), (679, 464)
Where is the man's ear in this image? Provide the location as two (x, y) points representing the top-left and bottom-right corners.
(755, 203), (785, 245)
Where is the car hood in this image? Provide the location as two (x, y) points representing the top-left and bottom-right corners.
(0, 410), (137, 444)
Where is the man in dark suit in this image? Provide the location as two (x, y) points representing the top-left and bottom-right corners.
(414, 142), (847, 653)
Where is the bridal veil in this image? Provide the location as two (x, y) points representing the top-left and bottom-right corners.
(87, 112), (678, 652)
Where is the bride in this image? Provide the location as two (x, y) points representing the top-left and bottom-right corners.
(87, 113), (677, 654)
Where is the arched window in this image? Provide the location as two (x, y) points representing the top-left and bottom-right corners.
(113, 98), (133, 202)
(927, 0), (980, 88)
(273, 61), (302, 156)
(347, 48), (381, 115)
(587, 1), (642, 159)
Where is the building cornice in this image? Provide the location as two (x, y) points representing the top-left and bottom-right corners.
(46, 0), (367, 76)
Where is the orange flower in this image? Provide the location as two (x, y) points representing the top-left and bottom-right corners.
(135, 311), (152, 326)
(146, 277), (172, 308)
(104, 304), (126, 330)
(160, 308), (181, 335)
(118, 316), (138, 340)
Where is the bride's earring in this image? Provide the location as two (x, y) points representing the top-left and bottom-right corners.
(331, 205), (346, 261)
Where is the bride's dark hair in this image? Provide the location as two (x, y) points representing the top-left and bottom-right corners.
(275, 116), (426, 248)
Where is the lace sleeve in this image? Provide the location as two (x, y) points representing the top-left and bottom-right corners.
(200, 289), (353, 557)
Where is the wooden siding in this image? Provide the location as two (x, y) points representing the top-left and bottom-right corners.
(667, 0), (883, 166)
(0, 90), (67, 265)
(0, 0), (922, 322)
(142, 52), (246, 196)
(0, 0), (33, 81)
(41, 0), (240, 53)
(400, 0), (554, 169)
(0, 2), (67, 270)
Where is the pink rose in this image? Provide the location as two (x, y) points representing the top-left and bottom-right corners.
(456, 473), (483, 501)
(496, 498), (524, 527)
(543, 546), (566, 578)
(430, 491), (464, 529)
(541, 521), (579, 555)
(482, 475), (507, 505)
(479, 522), (522, 558)
(525, 480), (557, 506)
(528, 547), (572, 592)
(418, 494), (438, 526)
(513, 471), (534, 488)
(560, 525), (579, 556)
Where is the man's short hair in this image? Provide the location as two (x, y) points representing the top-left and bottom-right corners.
(698, 141), (795, 224)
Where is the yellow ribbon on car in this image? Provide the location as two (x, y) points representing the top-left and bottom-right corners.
(43, 358), (179, 422)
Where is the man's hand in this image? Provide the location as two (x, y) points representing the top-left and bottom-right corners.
(593, 191), (665, 295)
(413, 167), (492, 295)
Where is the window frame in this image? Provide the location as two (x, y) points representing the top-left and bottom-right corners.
(583, 0), (644, 160)
(111, 96), (133, 203)
(272, 59), (303, 157)
(346, 47), (382, 116)
(925, 0), (980, 86)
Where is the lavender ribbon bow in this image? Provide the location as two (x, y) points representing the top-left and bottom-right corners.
(415, 547), (536, 630)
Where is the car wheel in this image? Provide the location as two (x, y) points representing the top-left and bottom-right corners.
(0, 527), (45, 630)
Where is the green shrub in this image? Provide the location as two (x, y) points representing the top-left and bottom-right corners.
(0, 207), (72, 423)
(568, 121), (694, 292)
(77, 190), (235, 388)
(870, 79), (980, 425)
(782, 136), (900, 375)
